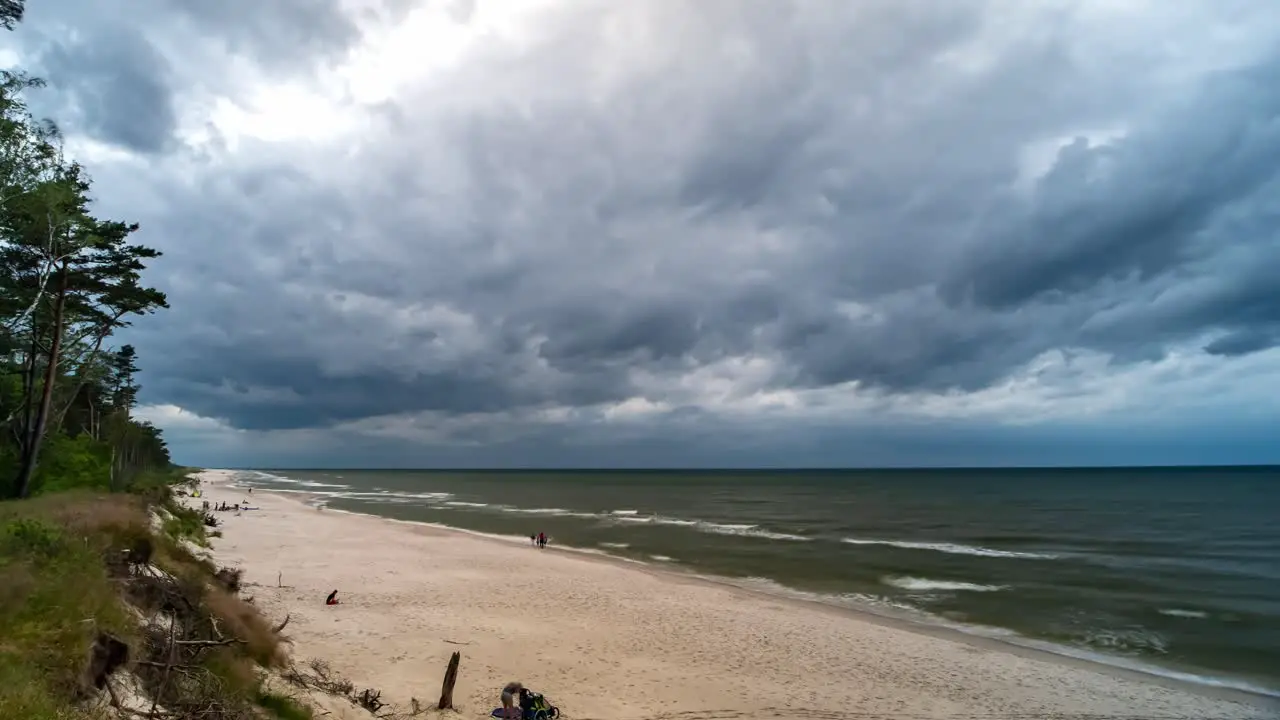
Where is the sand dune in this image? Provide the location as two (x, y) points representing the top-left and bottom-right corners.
(188, 470), (1274, 719)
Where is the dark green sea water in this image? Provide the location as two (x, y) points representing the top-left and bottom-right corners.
(227, 467), (1280, 697)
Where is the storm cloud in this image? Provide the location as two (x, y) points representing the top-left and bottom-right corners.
(8, 0), (1280, 466)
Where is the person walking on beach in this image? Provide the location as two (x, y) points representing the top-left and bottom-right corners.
(501, 681), (523, 719)
(537, 532), (547, 549)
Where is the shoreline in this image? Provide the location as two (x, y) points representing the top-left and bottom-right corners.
(193, 469), (1277, 719)
(300, 498), (1280, 707)
(253, 481), (1280, 704)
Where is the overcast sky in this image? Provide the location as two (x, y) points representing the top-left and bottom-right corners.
(6, 0), (1280, 468)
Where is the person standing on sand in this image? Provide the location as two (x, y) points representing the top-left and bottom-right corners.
(501, 681), (523, 719)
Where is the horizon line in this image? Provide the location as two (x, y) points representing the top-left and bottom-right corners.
(205, 463), (1280, 472)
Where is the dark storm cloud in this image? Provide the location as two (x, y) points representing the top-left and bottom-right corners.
(943, 57), (1280, 311)
(31, 26), (176, 153)
(16, 0), (1280, 443)
(162, 0), (362, 66)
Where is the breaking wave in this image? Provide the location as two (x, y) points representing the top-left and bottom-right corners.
(842, 537), (1057, 560)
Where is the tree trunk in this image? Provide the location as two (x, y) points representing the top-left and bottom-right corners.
(14, 266), (68, 499)
(49, 316), (125, 436)
(18, 330), (40, 444)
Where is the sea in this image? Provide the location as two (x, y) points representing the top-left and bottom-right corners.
(224, 467), (1280, 698)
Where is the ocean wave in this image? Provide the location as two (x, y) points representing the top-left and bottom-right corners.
(444, 501), (490, 508)
(293, 480), (349, 489)
(1158, 608), (1209, 619)
(1079, 627), (1170, 655)
(500, 506), (590, 517)
(329, 490), (453, 503)
(841, 537), (1056, 559)
(884, 576), (1007, 593)
(599, 542), (630, 549)
(611, 514), (809, 541)
(651, 517), (698, 527)
(723, 577), (937, 620)
(649, 555), (676, 562)
(610, 509), (639, 516)
(700, 522), (812, 542)
(246, 470), (292, 482)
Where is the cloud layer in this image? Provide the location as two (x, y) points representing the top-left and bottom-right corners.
(10, 0), (1280, 466)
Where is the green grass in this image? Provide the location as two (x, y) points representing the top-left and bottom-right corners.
(0, 482), (304, 719)
(0, 492), (147, 719)
(256, 690), (315, 720)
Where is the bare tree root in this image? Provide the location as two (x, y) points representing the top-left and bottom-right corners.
(91, 555), (288, 719)
(282, 658), (420, 718)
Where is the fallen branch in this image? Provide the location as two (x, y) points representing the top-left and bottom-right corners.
(173, 638), (242, 648)
(356, 688), (384, 713)
(149, 617), (177, 718)
(272, 613), (291, 633)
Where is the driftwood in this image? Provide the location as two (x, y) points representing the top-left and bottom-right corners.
(356, 688), (384, 713)
(438, 651), (461, 710)
(272, 613), (290, 633)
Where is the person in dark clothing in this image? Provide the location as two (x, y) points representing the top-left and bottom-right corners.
(537, 532), (547, 549)
(325, 590), (339, 605)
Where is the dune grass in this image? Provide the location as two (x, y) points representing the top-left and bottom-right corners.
(0, 486), (312, 719)
(0, 492), (146, 719)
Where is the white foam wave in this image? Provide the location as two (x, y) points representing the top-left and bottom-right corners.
(1158, 608), (1209, 619)
(503, 507), (573, 515)
(699, 522), (811, 542)
(841, 537), (1056, 559)
(608, 515), (809, 541)
(1080, 627), (1169, 655)
(691, 520), (808, 538)
(883, 576), (1006, 593)
(445, 501), (490, 508)
(329, 490), (453, 503)
(610, 509), (639, 516)
(651, 517), (698, 527)
(721, 576), (937, 620)
(649, 555), (676, 562)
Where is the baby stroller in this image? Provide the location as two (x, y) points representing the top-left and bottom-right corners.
(520, 688), (560, 720)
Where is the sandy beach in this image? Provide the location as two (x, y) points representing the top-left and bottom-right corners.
(187, 470), (1275, 720)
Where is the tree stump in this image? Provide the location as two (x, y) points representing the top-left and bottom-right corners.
(438, 651), (461, 710)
